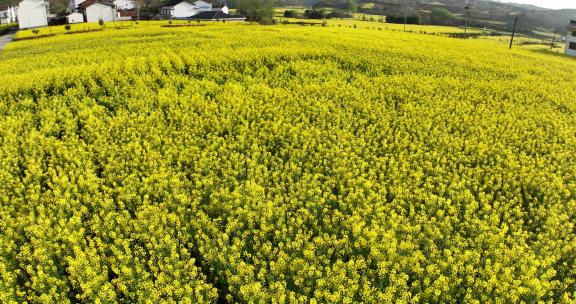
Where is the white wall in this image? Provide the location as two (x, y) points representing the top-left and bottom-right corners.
(160, 6), (172, 16)
(74, 0), (86, 9)
(0, 10), (10, 24)
(566, 31), (576, 57)
(12, 6), (18, 22)
(114, 0), (134, 10)
(173, 2), (197, 18)
(67, 12), (84, 23)
(86, 3), (116, 22)
(0, 6), (18, 23)
(17, 0), (48, 29)
(68, 0), (85, 11)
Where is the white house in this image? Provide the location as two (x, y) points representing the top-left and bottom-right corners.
(160, 0), (213, 18)
(67, 11), (84, 23)
(68, 0), (86, 12)
(79, 0), (116, 22)
(17, 0), (49, 29)
(566, 20), (576, 57)
(0, 6), (18, 24)
(113, 0), (134, 10)
(189, 9), (245, 22)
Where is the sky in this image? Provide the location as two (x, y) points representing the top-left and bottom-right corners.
(501, 0), (576, 9)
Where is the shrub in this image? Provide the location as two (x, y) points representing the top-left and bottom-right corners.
(304, 9), (326, 19)
(326, 11), (350, 19)
(386, 15), (419, 24)
(64, 24), (71, 31)
(283, 10), (296, 18)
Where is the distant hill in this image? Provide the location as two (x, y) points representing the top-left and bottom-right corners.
(301, 0), (576, 34)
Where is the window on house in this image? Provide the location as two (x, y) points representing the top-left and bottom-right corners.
(573, 31), (576, 37)
(570, 42), (576, 50)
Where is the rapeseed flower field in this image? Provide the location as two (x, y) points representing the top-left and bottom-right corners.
(0, 23), (575, 303)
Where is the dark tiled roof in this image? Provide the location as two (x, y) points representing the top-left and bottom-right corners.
(189, 11), (245, 20)
(78, 0), (114, 9)
(118, 9), (137, 16)
(163, 0), (218, 8)
(162, 0), (193, 7)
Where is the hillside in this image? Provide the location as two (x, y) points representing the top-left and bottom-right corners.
(307, 0), (576, 33)
(1, 22), (576, 303)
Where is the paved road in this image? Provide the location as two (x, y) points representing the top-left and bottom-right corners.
(0, 31), (15, 51)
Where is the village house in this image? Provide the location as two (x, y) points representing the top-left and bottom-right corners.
(160, 0), (213, 19)
(67, 11), (84, 23)
(189, 6), (245, 22)
(0, 6), (17, 24)
(17, 0), (49, 29)
(566, 20), (576, 57)
(78, 0), (116, 22)
(68, 0), (84, 12)
(70, 0), (134, 11)
(113, 0), (134, 10)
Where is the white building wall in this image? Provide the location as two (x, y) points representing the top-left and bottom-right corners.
(566, 31), (576, 57)
(68, 0), (84, 11)
(114, 0), (134, 10)
(67, 12), (84, 23)
(1, 6), (17, 23)
(86, 3), (116, 22)
(11, 6), (17, 22)
(74, 0), (86, 9)
(0, 10), (9, 23)
(160, 6), (171, 16)
(172, 2), (197, 18)
(17, 0), (48, 29)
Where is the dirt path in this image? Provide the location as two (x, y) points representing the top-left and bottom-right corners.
(0, 31), (15, 51)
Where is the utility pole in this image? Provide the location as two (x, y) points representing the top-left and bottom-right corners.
(403, 13), (406, 32)
(550, 30), (557, 52)
(464, 1), (470, 39)
(509, 16), (518, 49)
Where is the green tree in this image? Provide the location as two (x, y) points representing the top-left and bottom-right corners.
(234, 0), (274, 24)
(347, 0), (357, 14)
(430, 8), (454, 25)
